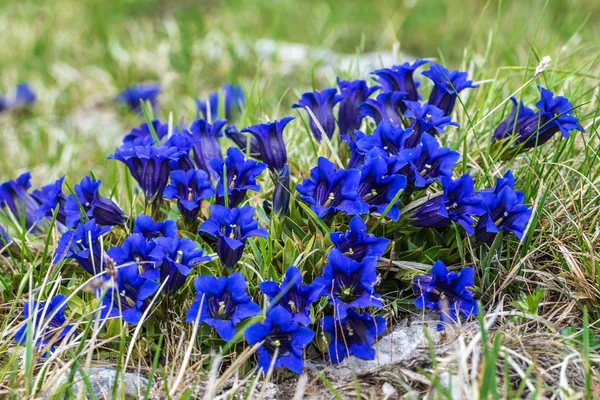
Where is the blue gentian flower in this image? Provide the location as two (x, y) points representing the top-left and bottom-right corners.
(403, 101), (458, 146)
(493, 88), (584, 148)
(0, 83), (37, 112)
(372, 60), (429, 101)
(422, 64), (479, 115)
(271, 164), (291, 217)
(197, 92), (219, 122)
(198, 205), (268, 269)
(164, 131), (196, 171)
(391, 133), (459, 191)
(322, 309), (386, 364)
(292, 89), (343, 141)
(259, 266), (320, 326)
(357, 156), (407, 220)
(121, 120), (170, 149)
(225, 125), (261, 159)
(0, 225), (10, 250)
(149, 237), (211, 293)
(356, 120), (414, 156)
(186, 119), (227, 177)
(411, 175), (487, 235)
(53, 220), (110, 275)
(186, 273), (261, 342)
(296, 157), (368, 219)
(108, 144), (184, 203)
(133, 215), (177, 240)
(359, 91), (407, 127)
(197, 84), (245, 122)
(34, 176), (68, 225)
(244, 305), (315, 374)
(209, 147), (267, 208)
(106, 233), (157, 275)
(475, 171), (532, 243)
(116, 84), (160, 113)
(330, 215), (390, 261)
(14, 295), (73, 353)
(312, 249), (381, 320)
(99, 264), (160, 325)
(64, 176), (127, 228)
(337, 79), (380, 138)
(164, 169), (215, 223)
(242, 117), (294, 172)
(0, 172), (42, 230)
(413, 260), (478, 330)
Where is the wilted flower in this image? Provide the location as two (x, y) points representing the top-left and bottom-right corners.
(133, 215), (177, 240)
(372, 60), (429, 101)
(164, 169), (215, 224)
(260, 266), (320, 326)
(210, 147), (267, 208)
(337, 79), (379, 137)
(186, 273), (261, 342)
(244, 305), (315, 374)
(198, 205), (268, 269)
(34, 176), (68, 225)
(403, 101), (458, 146)
(475, 171), (532, 243)
(422, 64), (478, 115)
(359, 91), (407, 127)
(186, 119), (227, 177)
(330, 216), (390, 261)
(411, 175), (487, 235)
(292, 89), (343, 141)
(296, 157), (368, 219)
(312, 249), (381, 320)
(413, 260), (478, 330)
(225, 125), (261, 159)
(14, 295), (73, 353)
(242, 117), (294, 171)
(64, 176), (127, 228)
(0, 172), (42, 230)
(53, 220), (110, 275)
(322, 309), (386, 364)
(357, 156), (407, 220)
(116, 84), (160, 113)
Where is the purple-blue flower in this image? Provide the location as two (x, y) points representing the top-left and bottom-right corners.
(225, 125), (261, 159)
(121, 120), (170, 149)
(14, 295), (73, 353)
(475, 171), (532, 243)
(197, 84), (245, 122)
(411, 175), (487, 235)
(64, 176), (127, 228)
(210, 147), (267, 208)
(0, 83), (37, 112)
(337, 79), (379, 138)
(116, 84), (160, 113)
(357, 156), (407, 220)
(133, 215), (177, 240)
(296, 157), (368, 219)
(372, 60), (429, 101)
(53, 220), (110, 275)
(244, 305), (314, 374)
(106, 233), (156, 273)
(164, 169), (215, 223)
(197, 92), (219, 123)
(242, 117), (294, 172)
(330, 215), (390, 261)
(312, 249), (382, 320)
(186, 273), (261, 342)
(422, 64), (478, 115)
(198, 205), (268, 269)
(322, 309), (386, 364)
(413, 260), (478, 330)
(0, 225), (10, 250)
(259, 266), (320, 326)
(292, 89), (343, 141)
(186, 118), (227, 177)
(359, 91), (407, 127)
(356, 120), (414, 156)
(403, 101), (458, 146)
(34, 176), (68, 225)
(0, 172), (42, 230)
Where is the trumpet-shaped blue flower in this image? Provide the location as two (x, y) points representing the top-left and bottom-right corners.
(187, 118), (227, 177)
(116, 84), (160, 113)
(187, 273), (261, 342)
(292, 89), (343, 141)
(337, 79), (380, 137)
(133, 215), (177, 240)
(196, 92), (219, 122)
(164, 169), (215, 223)
(296, 157), (368, 219)
(357, 156), (407, 220)
(164, 131), (195, 171)
(198, 205), (268, 269)
(322, 309), (386, 364)
(271, 164), (291, 217)
(225, 125), (261, 159)
(14, 295), (73, 353)
(260, 266), (320, 326)
(54, 220), (110, 275)
(413, 261), (478, 330)
(359, 91), (407, 127)
(244, 305), (315, 374)
(0, 172), (42, 230)
(422, 64), (478, 116)
(106, 233), (156, 274)
(475, 171), (532, 243)
(313, 249), (381, 320)
(242, 117), (294, 171)
(411, 175), (487, 235)
(121, 120), (170, 149)
(403, 101), (458, 146)
(210, 147), (267, 208)
(34, 176), (68, 225)
(330, 216), (390, 261)
(372, 60), (429, 101)
(197, 84), (245, 122)
(64, 176), (127, 228)
(356, 120), (414, 156)
(0, 225), (10, 250)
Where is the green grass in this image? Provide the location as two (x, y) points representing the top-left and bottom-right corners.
(1, 0), (600, 398)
